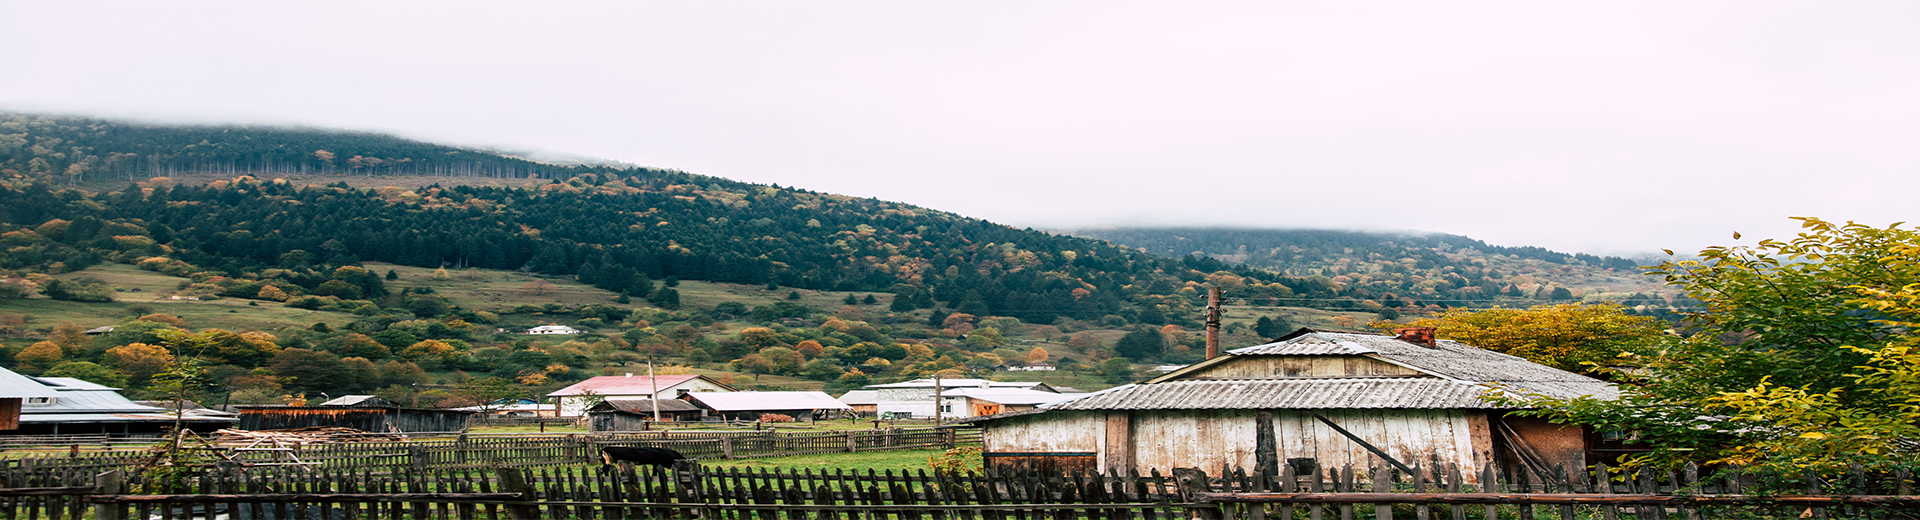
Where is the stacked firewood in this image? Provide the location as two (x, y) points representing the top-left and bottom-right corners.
(211, 427), (406, 445)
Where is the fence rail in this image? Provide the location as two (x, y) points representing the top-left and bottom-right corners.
(0, 461), (1917, 520)
(3, 427), (975, 474)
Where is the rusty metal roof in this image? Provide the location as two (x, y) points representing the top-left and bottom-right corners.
(1044, 378), (1518, 411)
(593, 399), (703, 414)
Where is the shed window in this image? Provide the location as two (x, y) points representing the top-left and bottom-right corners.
(25, 397), (52, 405)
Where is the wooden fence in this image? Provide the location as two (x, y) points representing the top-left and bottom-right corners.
(0, 460), (1916, 519)
(3, 428), (973, 474)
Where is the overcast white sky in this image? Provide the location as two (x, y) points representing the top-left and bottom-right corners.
(5, 1), (1916, 257)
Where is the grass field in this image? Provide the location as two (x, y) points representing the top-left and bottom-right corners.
(702, 447), (953, 473)
(2, 264), (359, 333)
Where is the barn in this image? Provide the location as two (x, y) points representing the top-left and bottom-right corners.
(955, 328), (1617, 482)
(586, 399), (706, 432)
(236, 406), (474, 433)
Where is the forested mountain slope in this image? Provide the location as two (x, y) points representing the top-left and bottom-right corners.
(1067, 227), (1672, 309)
(0, 112), (616, 184)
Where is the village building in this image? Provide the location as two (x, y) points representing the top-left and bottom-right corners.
(0, 366), (58, 431)
(15, 377), (236, 435)
(836, 390), (879, 415)
(1001, 363), (1058, 372)
(954, 328), (1617, 481)
(863, 378), (1057, 418)
(546, 374), (735, 416)
(586, 399), (706, 432)
(936, 388), (1072, 419)
(684, 391), (853, 421)
(526, 325), (583, 335)
(236, 405), (474, 433)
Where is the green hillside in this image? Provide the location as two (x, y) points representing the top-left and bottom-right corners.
(1067, 227), (1677, 314)
(0, 112), (1676, 409)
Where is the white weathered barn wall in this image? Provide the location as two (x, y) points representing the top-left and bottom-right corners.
(1128, 409), (1260, 475)
(1272, 409), (1492, 480)
(981, 408), (1496, 481)
(982, 411), (1104, 453)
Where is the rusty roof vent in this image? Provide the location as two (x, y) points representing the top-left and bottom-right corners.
(1395, 327), (1437, 348)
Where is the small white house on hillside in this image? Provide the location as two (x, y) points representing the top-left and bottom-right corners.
(527, 325), (582, 335)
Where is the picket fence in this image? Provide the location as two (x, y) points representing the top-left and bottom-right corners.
(3, 427), (971, 474)
(0, 460), (1916, 520)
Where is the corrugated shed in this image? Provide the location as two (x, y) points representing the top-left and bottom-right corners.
(1046, 379), (1510, 411)
(688, 391), (852, 411)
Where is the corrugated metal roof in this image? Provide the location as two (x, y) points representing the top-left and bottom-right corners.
(1219, 332), (1613, 398)
(319, 395), (391, 406)
(37, 377), (119, 391)
(596, 399), (702, 413)
(547, 375), (717, 397)
(19, 412), (234, 423)
(30, 388), (163, 414)
(687, 391), (852, 411)
(0, 366), (57, 398)
(837, 390), (879, 405)
(1045, 379), (1517, 410)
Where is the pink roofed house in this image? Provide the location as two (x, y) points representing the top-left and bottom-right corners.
(546, 374), (736, 417)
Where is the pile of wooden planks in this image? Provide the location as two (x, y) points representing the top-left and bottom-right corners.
(211, 427), (405, 445)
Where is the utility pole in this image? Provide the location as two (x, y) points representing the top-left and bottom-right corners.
(932, 374), (942, 426)
(1206, 286), (1222, 359)
(648, 354), (661, 422)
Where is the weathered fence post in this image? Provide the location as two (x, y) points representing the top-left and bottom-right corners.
(846, 431), (857, 453)
(1173, 468), (1224, 520)
(93, 469), (125, 520)
(456, 433), (470, 466)
(722, 437), (735, 460)
(495, 466), (543, 520)
(409, 444), (428, 474)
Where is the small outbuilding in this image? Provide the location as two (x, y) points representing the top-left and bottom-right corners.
(14, 377), (235, 435)
(526, 325), (583, 335)
(685, 391), (852, 421)
(937, 388), (1072, 419)
(837, 390), (879, 415)
(586, 399), (706, 432)
(236, 406), (474, 433)
(956, 328), (1617, 481)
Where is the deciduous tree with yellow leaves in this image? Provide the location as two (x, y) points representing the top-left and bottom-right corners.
(1496, 218), (1920, 482)
(1370, 302), (1665, 374)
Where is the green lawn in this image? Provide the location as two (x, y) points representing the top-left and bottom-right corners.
(702, 447), (954, 473)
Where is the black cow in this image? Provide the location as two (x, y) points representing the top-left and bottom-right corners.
(601, 446), (691, 469)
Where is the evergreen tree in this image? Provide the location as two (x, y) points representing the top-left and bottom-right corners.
(861, 294), (879, 305)
(1114, 327), (1164, 360)
(843, 294), (859, 305)
(385, 270), (399, 280)
(787, 291), (802, 300)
